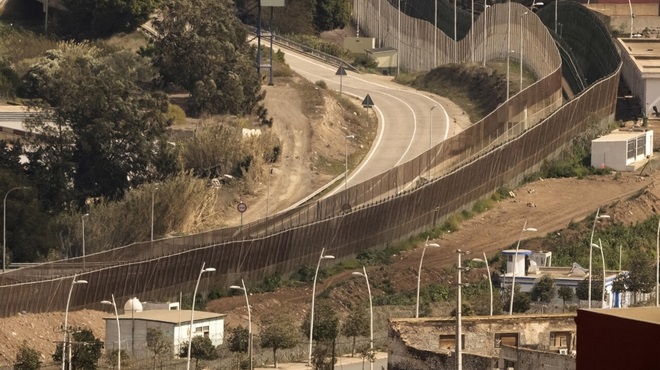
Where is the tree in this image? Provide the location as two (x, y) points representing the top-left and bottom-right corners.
(179, 336), (218, 368)
(14, 341), (42, 370)
(531, 275), (556, 303)
(21, 44), (177, 212)
(626, 250), (655, 297)
(557, 286), (574, 312)
(153, 0), (264, 117)
(259, 316), (299, 368)
(313, 0), (351, 32)
(502, 286), (531, 313)
(104, 350), (128, 370)
(56, 0), (158, 39)
(301, 300), (340, 342)
(576, 277), (603, 301)
(52, 328), (104, 370)
(340, 306), (369, 357)
(227, 326), (250, 354)
(146, 328), (172, 370)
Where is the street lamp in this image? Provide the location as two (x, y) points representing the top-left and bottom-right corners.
(345, 134), (355, 190)
(416, 238), (440, 318)
(454, 0), (457, 63)
(81, 213), (89, 270)
(506, 0), (511, 100)
(3, 186), (28, 273)
(352, 267), (373, 370)
(588, 209), (610, 309)
(456, 249), (470, 370)
(231, 279), (252, 370)
(520, 12), (528, 93)
(308, 248), (335, 366)
(186, 263), (216, 370)
(429, 106), (437, 180)
(151, 186), (159, 242)
(62, 275), (88, 370)
(656, 218), (659, 307)
(101, 294), (121, 370)
(628, 0), (634, 38)
(483, 3), (490, 67)
(591, 239), (606, 307)
(509, 221), (537, 315)
(471, 252), (493, 316)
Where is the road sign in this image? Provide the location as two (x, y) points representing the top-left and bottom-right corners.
(362, 94), (374, 108)
(237, 202), (248, 213)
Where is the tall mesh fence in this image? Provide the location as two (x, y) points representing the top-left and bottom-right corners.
(0, 2), (620, 317)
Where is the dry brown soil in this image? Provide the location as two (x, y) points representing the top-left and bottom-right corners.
(4, 51), (660, 367)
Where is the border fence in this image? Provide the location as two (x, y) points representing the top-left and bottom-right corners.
(0, 2), (620, 317)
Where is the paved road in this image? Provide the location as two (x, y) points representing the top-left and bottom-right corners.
(278, 47), (458, 194)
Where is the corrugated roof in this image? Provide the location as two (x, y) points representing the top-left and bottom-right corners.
(103, 310), (225, 324)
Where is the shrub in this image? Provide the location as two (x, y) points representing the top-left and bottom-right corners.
(167, 103), (187, 125)
(315, 80), (327, 89)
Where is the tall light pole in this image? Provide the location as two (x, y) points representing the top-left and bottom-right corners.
(471, 0), (474, 63)
(81, 213), (89, 270)
(3, 186), (28, 273)
(471, 253), (493, 316)
(101, 294), (121, 370)
(151, 186), (159, 242)
(456, 249), (469, 370)
(352, 267), (373, 370)
(520, 12), (528, 93)
(397, 0), (401, 75)
(454, 0), (457, 63)
(592, 239), (606, 307)
(231, 279), (252, 370)
(416, 238), (440, 318)
(628, 0), (634, 38)
(434, 0), (438, 66)
(483, 3), (489, 67)
(187, 263), (215, 370)
(308, 248), (335, 366)
(589, 209), (610, 309)
(506, 0), (511, 100)
(509, 221), (537, 315)
(429, 106), (437, 179)
(62, 275), (88, 370)
(345, 134), (355, 190)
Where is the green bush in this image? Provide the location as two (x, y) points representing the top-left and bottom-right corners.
(167, 103), (186, 125)
(315, 80), (327, 89)
(472, 198), (494, 213)
(443, 215), (461, 232)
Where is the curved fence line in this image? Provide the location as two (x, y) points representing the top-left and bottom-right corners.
(0, 2), (620, 317)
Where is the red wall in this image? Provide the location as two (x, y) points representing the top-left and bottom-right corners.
(576, 310), (660, 369)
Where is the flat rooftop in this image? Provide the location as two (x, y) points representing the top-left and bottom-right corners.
(617, 38), (660, 75)
(592, 129), (650, 142)
(587, 306), (660, 325)
(104, 309), (226, 324)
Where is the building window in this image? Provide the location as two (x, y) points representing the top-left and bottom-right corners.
(627, 139), (636, 160)
(494, 333), (518, 348)
(636, 136), (646, 157)
(438, 334), (464, 350)
(549, 331), (571, 351)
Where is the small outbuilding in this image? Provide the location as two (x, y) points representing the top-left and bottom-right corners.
(590, 129), (653, 171)
(104, 305), (225, 358)
(366, 47), (399, 75)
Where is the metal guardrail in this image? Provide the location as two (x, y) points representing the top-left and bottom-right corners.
(247, 26), (359, 73)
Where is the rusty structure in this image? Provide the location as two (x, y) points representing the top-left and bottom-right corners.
(0, 2), (620, 317)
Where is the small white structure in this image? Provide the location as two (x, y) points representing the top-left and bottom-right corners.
(366, 47), (399, 76)
(343, 37), (376, 55)
(104, 307), (225, 358)
(590, 130), (653, 171)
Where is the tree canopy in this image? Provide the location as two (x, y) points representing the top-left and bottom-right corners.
(21, 43), (177, 212)
(52, 328), (104, 370)
(14, 342), (42, 370)
(531, 275), (556, 303)
(340, 305), (369, 357)
(56, 0), (159, 39)
(179, 336), (218, 367)
(260, 315), (299, 368)
(153, 0), (263, 116)
(301, 300), (340, 342)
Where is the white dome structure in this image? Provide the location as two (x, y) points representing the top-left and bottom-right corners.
(123, 297), (143, 313)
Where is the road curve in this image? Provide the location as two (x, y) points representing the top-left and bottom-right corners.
(278, 47), (458, 194)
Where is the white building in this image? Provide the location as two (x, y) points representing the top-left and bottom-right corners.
(500, 250), (628, 309)
(103, 298), (225, 358)
(617, 38), (660, 116)
(591, 129), (653, 171)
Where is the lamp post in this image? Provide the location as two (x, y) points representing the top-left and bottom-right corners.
(101, 294), (121, 370)
(454, 0), (457, 63)
(589, 209), (610, 309)
(187, 263), (215, 370)
(591, 239), (606, 307)
(429, 106), (437, 180)
(62, 275), (88, 370)
(3, 186), (28, 273)
(483, 3), (489, 67)
(471, 253), (493, 316)
(81, 213), (89, 270)
(151, 186), (159, 242)
(352, 267), (373, 370)
(471, 0), (474, 63)
(434, 0), (438, 66)
(397, 0), (401, 75)
(416, 238), (440, 318)
(506, 0), (511, 100)
(456, 249), (469, 370)
(509, 221), (537, 315)
(628, 0), (634, 38)
(345, 134), (355, 190)
(231, 279), (252, 370)
(520, 12), (528, 93)
(308, 248), (335, 366)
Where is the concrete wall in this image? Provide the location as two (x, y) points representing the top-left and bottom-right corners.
(500, 346), (575, 370)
